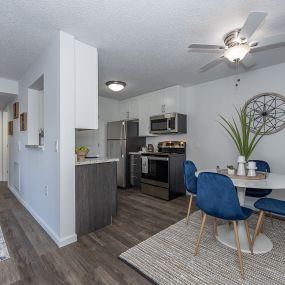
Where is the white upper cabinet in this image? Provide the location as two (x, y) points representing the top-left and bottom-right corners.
(160, 85), (184, 114)
(136, 86), (186, 136)
(75, 40), (98, 129)
(119, 97), (139, 120)
(128, 97), (139, 119)
(117, 85), (186, 136)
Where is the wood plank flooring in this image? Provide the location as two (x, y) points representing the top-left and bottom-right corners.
(0, 182), (192, 285)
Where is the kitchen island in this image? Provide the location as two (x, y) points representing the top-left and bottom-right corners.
(75, 158), (119, 237)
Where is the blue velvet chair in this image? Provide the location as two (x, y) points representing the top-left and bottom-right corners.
(246, 160), (272, 197)
(195, 172), (253, 279)
(252, 198), (285, 247)
(183, 161), (197, 224)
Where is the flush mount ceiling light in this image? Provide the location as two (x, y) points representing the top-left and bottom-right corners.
(223, 44), (251, 62)
(106, 81), (126, 92)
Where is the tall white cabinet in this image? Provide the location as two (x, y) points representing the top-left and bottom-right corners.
(75, 40), (98, 129)
(119, 85), (186, 136)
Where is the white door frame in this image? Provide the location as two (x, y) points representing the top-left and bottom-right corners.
(1, 111), (8, 181)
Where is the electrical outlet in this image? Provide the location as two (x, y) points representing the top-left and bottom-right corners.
(44, 185), (48, 197)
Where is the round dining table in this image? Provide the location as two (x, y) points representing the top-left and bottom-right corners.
(195, 169), (285, 254)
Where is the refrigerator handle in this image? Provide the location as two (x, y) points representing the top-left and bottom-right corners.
(123, 121), (126, 139)
(120, 121), (125, 158)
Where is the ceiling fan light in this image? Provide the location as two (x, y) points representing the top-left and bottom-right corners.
(106, 81), (126, 92)
(224, 45), (250, 62)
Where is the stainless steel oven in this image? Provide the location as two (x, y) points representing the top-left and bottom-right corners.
(140, 141), (186, 201)
(149, 113), (187, 134)
(141, 155), (169, 188)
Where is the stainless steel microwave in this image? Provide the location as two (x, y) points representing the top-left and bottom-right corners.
(149, 113), (187, 134)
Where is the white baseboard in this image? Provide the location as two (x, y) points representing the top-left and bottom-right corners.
(59, 233), (78, 247)
(8, 184), (77, 248)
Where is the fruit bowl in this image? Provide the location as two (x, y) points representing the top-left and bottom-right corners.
(75, 147), (89, 161)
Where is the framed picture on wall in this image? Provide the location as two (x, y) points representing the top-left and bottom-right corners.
(8, 121), (13, 135)
(13, 102), (19, 119)
(20, 112), (27, 131)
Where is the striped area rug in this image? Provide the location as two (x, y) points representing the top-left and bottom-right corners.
(0, 226), (9, 262)
(120, 211), (285, 285)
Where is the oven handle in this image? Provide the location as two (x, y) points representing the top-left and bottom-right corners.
(147, 156), (169, 161)
(167, 118), (171, 130)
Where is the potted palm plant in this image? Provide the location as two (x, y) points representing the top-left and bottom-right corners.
(218, 107), (265, 163)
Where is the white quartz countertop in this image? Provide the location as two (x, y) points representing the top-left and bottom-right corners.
(76, 157), (119, 166)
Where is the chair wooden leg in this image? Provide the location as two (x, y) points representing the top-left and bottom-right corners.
(213, 218), (218, 237)
(259, 212), (265, 234)
(252, 211), (265, 248)
(185, 195), (193, 225)
(244, 220), (253, 255)
(233, 221), (244, 279)
(195, 213), (207, 256)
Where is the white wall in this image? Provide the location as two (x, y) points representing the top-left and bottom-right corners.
(76, 96), (120, 156)
(7, 31), (77, 247)
(28, 89), (44, 145)
(0, 78), (18, 94)
(59, 32), (76, 241)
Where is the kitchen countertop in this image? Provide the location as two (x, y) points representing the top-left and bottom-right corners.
(76, 157), (119, 166)
(129, 152), (143, 155)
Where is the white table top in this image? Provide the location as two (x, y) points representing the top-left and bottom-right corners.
(196, 170), (285, 189)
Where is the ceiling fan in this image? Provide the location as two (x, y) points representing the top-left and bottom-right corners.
(189, 12), (285, 72)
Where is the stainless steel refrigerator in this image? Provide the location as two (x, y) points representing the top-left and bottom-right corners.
(107, 120), (146, 188)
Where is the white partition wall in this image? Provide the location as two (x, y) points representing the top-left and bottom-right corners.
(6, 31), (99, 247)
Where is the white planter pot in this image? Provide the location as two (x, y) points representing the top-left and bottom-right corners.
(237, 155), (246, 176)
(247, 169), (257, 176)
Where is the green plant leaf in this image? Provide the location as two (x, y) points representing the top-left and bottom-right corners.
(218, 114), (243, 154)
(219, 122), (242, 153)
(232, 117), (243, 154)
(218, 106), (266, 161)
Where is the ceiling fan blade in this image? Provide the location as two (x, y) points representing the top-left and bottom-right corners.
(189, 44), (224, 50)
(199, 56), (224, 72)
(251, 33), (285, 52)
(239, 12), (267, 40)
(240, 54), (256, 70)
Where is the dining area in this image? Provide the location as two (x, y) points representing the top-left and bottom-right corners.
(183, 107), (285, 280)
(184, 159), (285, 279)
(120, 156), (285, 284)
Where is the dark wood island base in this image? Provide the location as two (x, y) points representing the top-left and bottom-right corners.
(75, 160), (117, 237)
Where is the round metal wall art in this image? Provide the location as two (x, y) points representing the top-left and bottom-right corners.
(243, 93), (285, 135)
